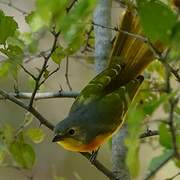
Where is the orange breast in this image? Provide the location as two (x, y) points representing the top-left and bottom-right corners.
(80, 133), (111, 152)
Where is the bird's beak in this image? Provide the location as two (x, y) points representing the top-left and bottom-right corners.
(52, 134), (64, 142)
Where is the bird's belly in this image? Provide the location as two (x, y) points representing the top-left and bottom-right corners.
(57, 133), (111, 152)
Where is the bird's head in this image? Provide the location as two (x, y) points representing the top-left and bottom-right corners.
(52, 115), (88, 152)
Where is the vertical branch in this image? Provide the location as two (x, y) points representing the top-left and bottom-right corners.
(112, 125), (130, 179)
(93, 0), (112, 73)
(93, 1), (130, 180)
(111, 9), (131, 180)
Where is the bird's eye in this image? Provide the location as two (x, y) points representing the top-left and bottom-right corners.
(68, 128), (75, 135)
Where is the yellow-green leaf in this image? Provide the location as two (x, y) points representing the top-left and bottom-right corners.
(159, 123), (172, 149)
(0, 145), (6, 164)
(0, 10), (18, 44)
(26, 128), (45, 144)
(137, 0), (176, 44)
(9, 141), (36, 169)
(146, 150), (173, 179)
(51, 46), (65, 64)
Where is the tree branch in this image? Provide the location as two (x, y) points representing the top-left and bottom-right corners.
(0, 0), (27, 15)
(81, 152), (117, 180)
(166, 171), (180, 180)
(0, 89), (54, 130)
(140, 130), (159, 139)
(28, 31), (60, 107)
(0, 91), (79, 100)
(144, 150), (174, 180)
(66, 0), (78, 13)
(91, 22), (180, 83)
(65, 56), (72, 91)
(168, 98), (180, 160)
(93, 0), (112, 73)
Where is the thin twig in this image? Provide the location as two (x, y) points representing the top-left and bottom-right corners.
(140, 130), (159, 138)
(165, 171), (180, 180)
(168, 98), (180, 160)
(81, 25), (94, 53)
(29, 31), (60, 107)
(39, 65), (60, 86)
(92, 21), (148, 43)
(20, 65), (37, 80)
(91, 22), (180, 82)
(0, 0), (27, 15)
(144, 151), (174, 180)
(24, 49), (51, 64)
(66, 0), (78, 13)
(0, 89), (54, 130)
(65, 56), (72, 91)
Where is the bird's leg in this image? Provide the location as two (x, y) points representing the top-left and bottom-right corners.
(89, 147), (100, 163)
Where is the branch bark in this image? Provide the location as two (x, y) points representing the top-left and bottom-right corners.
(112, 125), (130, 180)
(93, 2), (131, 180)
(0, 91), (79, 100)
(93, 0), (112, 73)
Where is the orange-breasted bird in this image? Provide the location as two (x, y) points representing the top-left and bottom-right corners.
(52, 9), (164, 156)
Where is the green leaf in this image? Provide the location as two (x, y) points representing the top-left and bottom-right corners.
(26, 128), (45, 144)
(51, 46), (65, 64)
(137, 0), (176, 44)
(9, 141), (36, 169)
(143, 94), (172, 115)
(171, 22), (180, 49)
(125, 106), (145, 177)
(58, 0), (97, 49)
(7, 36), (25, 50)
(0, 45), (23, 79)
(159, 123), (172, 149)
(174, 158), (180, 168)
(0, 61), (11, 77)
(147, 60), (165, 79)
(28, 38), (38, 54)
(53, 176), (67, 180)
(2, 124), (14, 145)
(146, 150), (174, 178)
(0, 10), (18, 44)
(26, 0), (68, 31)
(125, 138), (140, 177)
(25, 11), (46, 32)
(0, 145), (6, 164)
(27, 76), (36, 90)
(176, 131), (180, 149)
(127, 105), (145, 128)
(20, 32), (38, 53)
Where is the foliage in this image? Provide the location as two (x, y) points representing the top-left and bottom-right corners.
(123, 0), (180, 178)
(0, 0), (179, 180)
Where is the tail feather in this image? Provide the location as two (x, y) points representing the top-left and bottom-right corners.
(108, 9), (164, 85)
(125, 75), (144, 101)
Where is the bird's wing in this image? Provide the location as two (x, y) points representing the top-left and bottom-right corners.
(69, 63), (125, 114)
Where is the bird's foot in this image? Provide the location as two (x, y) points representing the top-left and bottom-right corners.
(89, 148), (100, 164)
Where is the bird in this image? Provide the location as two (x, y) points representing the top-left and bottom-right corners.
(52, 9), (164, 160)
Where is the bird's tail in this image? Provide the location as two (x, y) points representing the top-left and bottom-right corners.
(108, 9), (164, 85)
